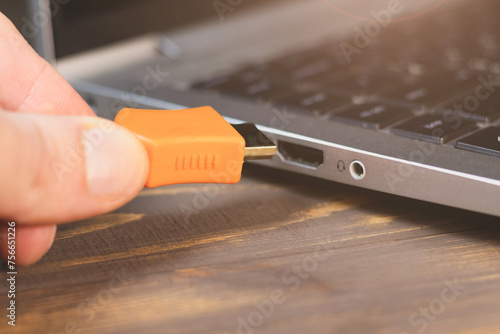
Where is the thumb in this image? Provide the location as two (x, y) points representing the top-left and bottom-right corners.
(0, 110), (149, 224)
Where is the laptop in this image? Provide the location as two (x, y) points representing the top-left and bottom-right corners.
(22, 0), (500, 216)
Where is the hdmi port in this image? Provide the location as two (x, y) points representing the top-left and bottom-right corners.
(277, 140), (324, 168)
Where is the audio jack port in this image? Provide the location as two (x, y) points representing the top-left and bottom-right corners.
(349, 160), (366, 180)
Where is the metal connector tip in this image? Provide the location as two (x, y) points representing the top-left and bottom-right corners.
(232, 123), (277, 160)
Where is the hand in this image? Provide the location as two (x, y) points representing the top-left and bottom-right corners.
(0, 13), (149, 266)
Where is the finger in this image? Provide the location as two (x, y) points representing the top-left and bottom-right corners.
(0, 223), (57, 266)
(0, 110), (149, 225)
(0, 12), (94, 116)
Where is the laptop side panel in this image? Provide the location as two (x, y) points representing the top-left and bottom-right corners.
(25, 0), (56, 63)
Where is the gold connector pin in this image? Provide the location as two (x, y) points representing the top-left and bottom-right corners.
(231, 123), (277, 161)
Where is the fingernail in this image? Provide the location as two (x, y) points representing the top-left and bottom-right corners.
(84, 123), (147, 198)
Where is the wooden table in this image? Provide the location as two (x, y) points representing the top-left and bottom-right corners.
(3, 165), (500, 334)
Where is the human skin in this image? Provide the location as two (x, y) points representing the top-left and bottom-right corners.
(0, 12), (149, 265)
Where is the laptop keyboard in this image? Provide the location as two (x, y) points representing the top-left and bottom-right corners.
(193, 0), (500, 159)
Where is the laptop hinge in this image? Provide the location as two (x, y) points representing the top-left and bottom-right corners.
(27, 0), (56, 64)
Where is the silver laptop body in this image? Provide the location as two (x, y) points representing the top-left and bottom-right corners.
(26, 0), (500, 216)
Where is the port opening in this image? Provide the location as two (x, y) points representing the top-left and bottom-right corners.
(277, 140), (324, 168)
(349, 160), (366, 180)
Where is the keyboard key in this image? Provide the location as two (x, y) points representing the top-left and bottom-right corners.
(193, 68), (291, 101)
(271, 90), (352, 115)
(214, 77), (293, 101)
(381, 73), (476, 107)
(264, 50), (326, 77)
(192, 75), (232, 90)
(383, 59), (431, 77)
(193, 72), (261, 91)
(439, 93), (500, 123)
(316, 71), (396, 95)
(330, 103), (413, 130)
(455, 127), (500, 157)
(290, 58), (335, 81)
(272, 50), (318, 69)
(384, 84), (436, 106)
(235, 66), (268, 83)
(391, 114), (477, 144)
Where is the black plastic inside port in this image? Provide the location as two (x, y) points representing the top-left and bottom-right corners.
(277, 140), (324, 168)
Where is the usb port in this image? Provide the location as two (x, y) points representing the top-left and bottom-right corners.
(277, 140), (324, 168)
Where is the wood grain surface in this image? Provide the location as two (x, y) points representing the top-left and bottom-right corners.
(2, 165), (500, 334)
